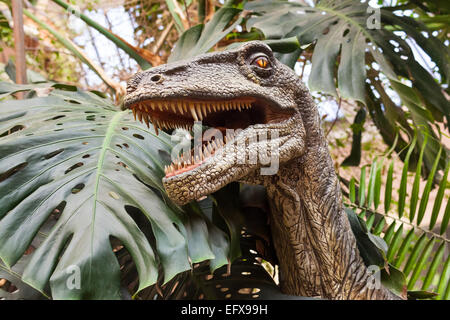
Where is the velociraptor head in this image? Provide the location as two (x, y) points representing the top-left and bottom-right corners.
(125, 41), (317, 205)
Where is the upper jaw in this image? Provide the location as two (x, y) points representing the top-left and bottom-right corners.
(125, 93), (296, 132)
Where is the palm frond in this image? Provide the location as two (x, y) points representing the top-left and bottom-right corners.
(343, 128), (449, 299)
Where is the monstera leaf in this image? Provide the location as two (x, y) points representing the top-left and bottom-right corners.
(246, 0), (375, 103)
(0, 82), (233, 299)
(246, 0), (449, 108)
(245, 0), (449, 174)
(168, 2), (243, 63)
(135, 234), (315, 300)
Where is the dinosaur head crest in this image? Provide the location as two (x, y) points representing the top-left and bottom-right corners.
(125, 41), (313, 205)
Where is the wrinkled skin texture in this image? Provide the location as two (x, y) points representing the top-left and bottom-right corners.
(125, 42), (400, 300)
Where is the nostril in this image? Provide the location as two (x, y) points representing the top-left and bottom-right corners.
(150, 74), (163, 83)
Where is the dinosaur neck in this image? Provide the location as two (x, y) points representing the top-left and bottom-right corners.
(264, 127), (398, 300)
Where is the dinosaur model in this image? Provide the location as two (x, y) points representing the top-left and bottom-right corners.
(124, 41), (400, 300)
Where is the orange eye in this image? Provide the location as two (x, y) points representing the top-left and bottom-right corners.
(253, 57), (269, 68)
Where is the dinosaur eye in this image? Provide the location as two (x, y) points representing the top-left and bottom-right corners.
(252, 56), (270, 69)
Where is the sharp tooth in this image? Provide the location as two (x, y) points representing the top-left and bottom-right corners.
(202, 103), (207, 117)
(196, 104), (203, 120)
(207, 142), (214, 153)
(153, 120), (160, 135)
(143, 114), (150, 128)
(225, 102), (230, 111)
(177, 102), (184, 114)
(190, 104), (199, 121)
(132, 107), (137, 120)
(212, 103), (217, 112)
(237, 102), (242, 111)
(143, 104), (149, 112)
(183, 101), (188, 113)
(170, 102), (177, 114)
(137, 110), (143, 122)
(157, 102), (164, 111)
(149, 102), (156, 110)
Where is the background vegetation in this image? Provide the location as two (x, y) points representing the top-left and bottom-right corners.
(0, 0), (448, 300)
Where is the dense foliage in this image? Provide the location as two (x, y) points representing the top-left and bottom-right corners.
(0, 0), (448, 300)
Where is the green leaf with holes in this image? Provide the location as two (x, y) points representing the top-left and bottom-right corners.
(245, 0), (450, 165)
(0, 83), (229, 299)
(169, 6), (243, 62)
(246, 0), (370, 103)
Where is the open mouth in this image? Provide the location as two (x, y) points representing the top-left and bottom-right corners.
(128, 97), (294, 178)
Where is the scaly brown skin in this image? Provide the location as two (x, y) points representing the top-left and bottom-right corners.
(125, 41), (401, 300)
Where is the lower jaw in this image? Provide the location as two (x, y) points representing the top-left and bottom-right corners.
(164, 162), (200, 178)
(164, 126), (235, 178)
